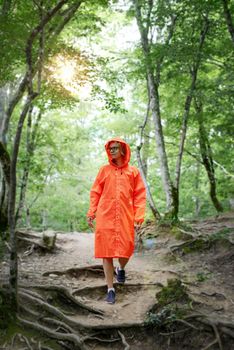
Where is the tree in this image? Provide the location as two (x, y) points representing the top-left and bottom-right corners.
(0, 0), (89, 313)
(132, 0), (209, 220)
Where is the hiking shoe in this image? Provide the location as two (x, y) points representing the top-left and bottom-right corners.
(106, 290), (115, 304)
(115, 267), (126, 283)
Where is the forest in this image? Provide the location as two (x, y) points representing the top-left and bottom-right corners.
(0, 0), (233, 349)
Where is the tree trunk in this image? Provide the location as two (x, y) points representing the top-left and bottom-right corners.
(174, 17), (209, 211)
(134, 0), (177, 218)
(8, 97), (34, 311)
(15, 108), (42, 225)
(194, 160), (201, 217)
(141, 122), (150, 179)
(222, 0), (234, 44)
(0, 0), (84, 313)
(195, 101), (223, 213)
(0, 87), (10, 233)
(0, 178), (8, 234)
(25, 207), (31, 228)
(136, 146), (161, 220)
(0, 142), (10, 234)
(137, 95), (160, 219)
(1, 0), (12, 15)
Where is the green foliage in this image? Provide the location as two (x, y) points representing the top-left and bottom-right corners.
(209, 227), (234, 242)
(182, 238), (210, 254)
(196, 271), (213, 282)
(146, 304), (184, 327)
(156, 279), (189, 307)
(145, 279), (192, 329)
(182, 228), (233, 254)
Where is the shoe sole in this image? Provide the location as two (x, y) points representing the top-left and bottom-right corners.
(116, 278), (125, 284)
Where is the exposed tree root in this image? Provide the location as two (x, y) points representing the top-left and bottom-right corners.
(19, 290), (99, 329)
(17, 316), (87, 350)
(182, 313), (234, 349)
(169, 231), (233, 254)
(42, 264), (104, 278)
(169, 237), (209, 253)
(11, 333), (33, 350)
(73, 281), (163, 297)
(118, 330), (130, 350)
(18, 288), (144, 331)
(21, 244), (35, 257)
(17, 230), (57, 252)
(20, 284), (104, 315)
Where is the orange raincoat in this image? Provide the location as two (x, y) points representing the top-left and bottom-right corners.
(87, 138), (146, 258)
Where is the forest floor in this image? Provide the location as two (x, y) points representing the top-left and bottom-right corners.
(0, 212), (234, 349)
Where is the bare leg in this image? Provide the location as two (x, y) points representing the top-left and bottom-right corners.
(103, 258), (114, 289)
(118, 257), (129, 270)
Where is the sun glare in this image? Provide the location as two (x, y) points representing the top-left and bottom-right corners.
(52, 55), (76, 84)
(47, 54), (91, 98)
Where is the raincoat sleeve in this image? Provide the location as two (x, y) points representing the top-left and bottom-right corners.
(87, 167), (105, 218)
(133, 170), (146, 223)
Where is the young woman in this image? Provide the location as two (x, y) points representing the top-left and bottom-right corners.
(87, 137), (146, 304)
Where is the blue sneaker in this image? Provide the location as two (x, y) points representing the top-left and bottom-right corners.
(106, 289), (115, 304)
(115, 267), (126, 283)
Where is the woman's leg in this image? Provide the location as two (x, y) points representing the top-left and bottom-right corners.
(103, 258), (114, 289)
(118, 257), (129, 269)
(115, 257), (129, 283)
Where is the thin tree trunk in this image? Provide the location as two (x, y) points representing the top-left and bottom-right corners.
(140, 96), (151, 179)
(0, 86), (11, 233)
(0, 176), (8, 233)
(134, 0), (177, 217)
(15, 108), (42, 225)
(174, 17), (209, 208)
(8, 97), (34, 311)
(6, 0), (83, 311)
(222, 0), (234, 44)
(0, 141), (10, 233)
(194, 160), (201, 217)
(142, 128), (150, 178)
(136, 147), (161, 220)
(1, 0), (12, 15)
(195, 100), (223, 213)
(137, 97), (160, 219)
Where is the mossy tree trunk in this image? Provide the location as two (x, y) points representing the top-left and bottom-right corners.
(1, 0), (84, 314)
(222, 0), (234, 44)
(195, 99), (223, 213)
(134, 1), (208, 221)
(134, 0), (178, 220)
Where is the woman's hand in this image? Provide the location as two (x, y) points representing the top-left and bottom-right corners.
(134, 221), (142, 233)
(87, 216), (95, 228)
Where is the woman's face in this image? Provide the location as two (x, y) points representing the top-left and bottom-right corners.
(108, 142), (122, 160)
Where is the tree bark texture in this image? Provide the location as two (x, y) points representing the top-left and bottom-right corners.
(195, 101), (223, 213)
(6, 0), (83, 312)
(8, 98), (33, 310)
(194, 160), (201, 217)
(137, 95), (160, 219)
(174, 17), (209, 197)
(134, 0), (177, 218)
(222, 0), (234, 44)
(136, 146), (161, 220)
(15, 108), (42, 225)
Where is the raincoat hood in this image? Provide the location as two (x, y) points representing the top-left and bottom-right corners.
(105, 137), (131, 168)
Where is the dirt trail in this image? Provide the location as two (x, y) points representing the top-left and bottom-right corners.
(1, 212), (234, 349)
(17, 232), (165, 325)
(18, 213), (234, 322)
